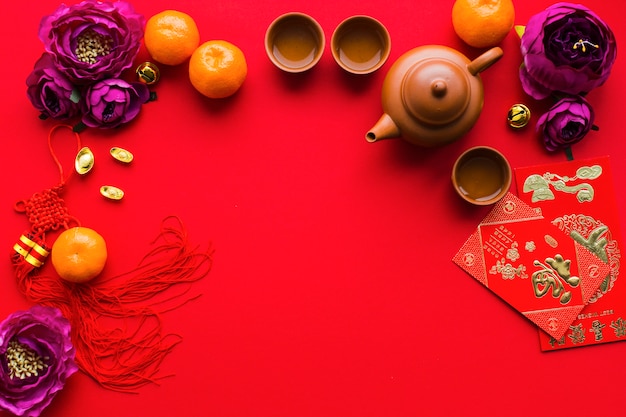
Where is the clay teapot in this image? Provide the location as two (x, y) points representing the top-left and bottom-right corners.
(366, 45), (503, 147)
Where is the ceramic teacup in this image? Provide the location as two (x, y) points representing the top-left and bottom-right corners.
(452, 146), (512, 206)
(265, 12), (325, 73)
(331, 15), (391, 75)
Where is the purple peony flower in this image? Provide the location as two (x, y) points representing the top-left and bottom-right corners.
(536, 95), (595, 152)
(0, 306), (77, 417)
(81, 78), (150, 128)
(38, 0), (144, 84)
(26, 53), (81, 120)
(520, 2), (617, 100)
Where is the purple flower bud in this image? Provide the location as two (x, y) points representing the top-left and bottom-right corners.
(536, 96), (595, 152)
(38, 0), (144, 84)
(0, 306), (78, 417)
(26, 53), (81, 120)
(519, 3), (617, 100)
(81, 79), (150, 128)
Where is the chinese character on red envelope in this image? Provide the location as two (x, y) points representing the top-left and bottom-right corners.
(515, 156), (624, 350)
(453, 193), (609, 340)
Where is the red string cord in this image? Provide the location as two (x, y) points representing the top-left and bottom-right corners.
(13, 124), (82, 239)
(47, 123), (82, 186)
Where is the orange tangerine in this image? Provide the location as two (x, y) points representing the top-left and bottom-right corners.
(452, 0), (515, 48)
(144, 10), (200, 66)
(189, 40), (248, 99)
(51, 227), (107, 283)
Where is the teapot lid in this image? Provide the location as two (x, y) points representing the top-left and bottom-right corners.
(401, 58), (470, 126)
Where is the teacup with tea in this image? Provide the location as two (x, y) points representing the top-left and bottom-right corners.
(452, 146), (512, 205)
(331, 15), (391, 75)
(265, 12), (325, 73)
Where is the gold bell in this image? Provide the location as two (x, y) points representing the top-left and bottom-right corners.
(136, 62), (160, 85)
(507, 104), (531, 128)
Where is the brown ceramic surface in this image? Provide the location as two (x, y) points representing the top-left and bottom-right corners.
(331, 16), (390, 74)
(451, 146), (511, 205)
(366, 46), (503, 147)
(265, 12), (325, 73)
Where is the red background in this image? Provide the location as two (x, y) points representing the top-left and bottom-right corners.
(1, 1), (625, 416)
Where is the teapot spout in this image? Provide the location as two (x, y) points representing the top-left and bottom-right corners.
(366, 113), (400, 142)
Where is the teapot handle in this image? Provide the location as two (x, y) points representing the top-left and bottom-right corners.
(467, 47), (504, 76)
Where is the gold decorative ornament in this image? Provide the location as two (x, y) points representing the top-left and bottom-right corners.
(507, 103), (531, 128)
(75, 146), (95, 175)
(110, 147), (134, 163)
(100, 185), (124, 200)
(136, 62), (160, 85)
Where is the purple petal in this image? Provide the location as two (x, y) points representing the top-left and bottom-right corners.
(536, 95), (594, 152)
(0, 306), (77, 417)
(38, 0), (144, 84)
(81, 79), (149, 128)
(519, 2), (617, 98)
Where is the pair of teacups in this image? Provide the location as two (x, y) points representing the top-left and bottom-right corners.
(265, 12), (390, 74)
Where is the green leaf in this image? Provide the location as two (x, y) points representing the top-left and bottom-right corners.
(70, 88), (81, 104)
(73, 121), (87, 133)
(515, 25), (525, 38)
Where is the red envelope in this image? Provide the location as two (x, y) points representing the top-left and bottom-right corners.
(515, 156), (625, 350)
(453, 193), (609, 340)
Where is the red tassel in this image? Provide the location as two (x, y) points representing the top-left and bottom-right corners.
(15, 216), (213, 392)
(11, 244), (36, 282)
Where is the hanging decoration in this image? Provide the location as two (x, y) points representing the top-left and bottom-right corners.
(11, 124), (213, 392)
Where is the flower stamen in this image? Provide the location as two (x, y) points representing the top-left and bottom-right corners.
(75, 29), (113, 64)
(5, 340), (49, 380)
(572, 39), (599, 53)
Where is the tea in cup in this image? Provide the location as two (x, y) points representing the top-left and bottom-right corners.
(331, 15), (390, 74)
(452, 146), (512, 205)
(265, 12), (325, 73)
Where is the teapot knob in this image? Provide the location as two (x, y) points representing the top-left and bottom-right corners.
(431, 79), (447, 97)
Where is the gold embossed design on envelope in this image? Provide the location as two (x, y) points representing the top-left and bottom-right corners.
(552, 214), (620, 302)
(453, 193), (610, 340)
(514, 156), (624, 350)
(523, 164), (602, 203)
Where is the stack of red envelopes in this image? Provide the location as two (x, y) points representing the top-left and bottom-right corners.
(454, 156), (624, 350)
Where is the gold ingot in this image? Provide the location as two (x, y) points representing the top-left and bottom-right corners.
(110, 147), (134, 163)
(75, 146), (95, 175)
(507, 104), (531, 128)
(136, 62), (160, 85)
(100, 185), (124, 200)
